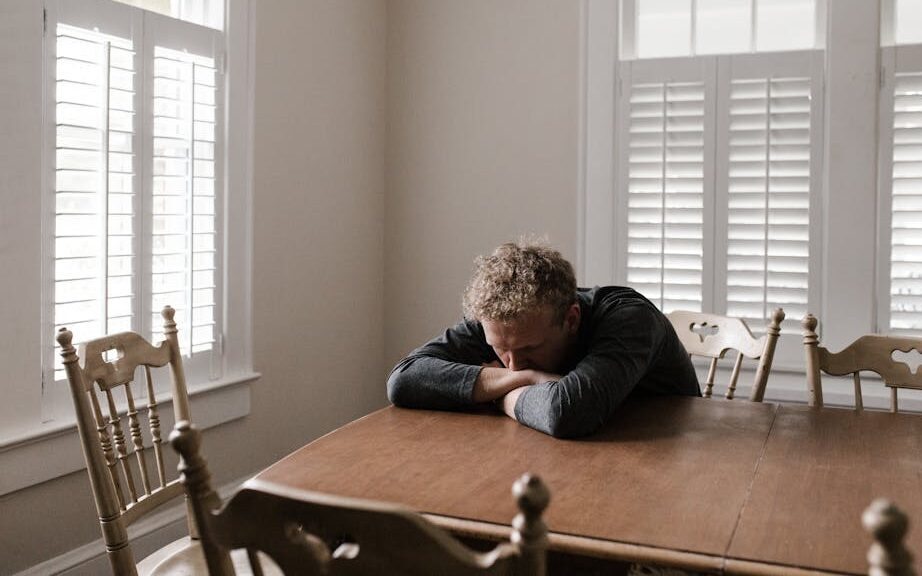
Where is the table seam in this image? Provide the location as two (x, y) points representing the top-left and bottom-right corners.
(722, 402), (781, 573)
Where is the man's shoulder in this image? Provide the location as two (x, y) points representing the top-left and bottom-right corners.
(578, 285), (660, 314)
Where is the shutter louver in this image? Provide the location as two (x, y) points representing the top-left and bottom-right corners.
(151, 46), (217, 355)
(725, 77), (811, 325)
(626, 81), (706, 313)
(890, 72), (922, 332)
(53, 24), (135, 380)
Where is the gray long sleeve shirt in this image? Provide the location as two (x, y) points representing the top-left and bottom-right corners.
(386, 286), (700, 438)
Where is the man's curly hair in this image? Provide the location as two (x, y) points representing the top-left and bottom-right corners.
(462, 242), (577, 324)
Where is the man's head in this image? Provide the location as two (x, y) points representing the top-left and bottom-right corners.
(463, 242), (580, 373)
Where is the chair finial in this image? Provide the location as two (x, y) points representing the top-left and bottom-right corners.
(769, 308), (786, 331)
(513, 473), (550, 517)
(56, 326), (74, 349)
(510, 473), (550, 564)
(56, 327), (79, 365)
(170, 421), (215, 504)
(802, 313), (818, 334)
(863, 499), (915, 576)
(161, 305), (177, 336)
(171, 421), (201, 464)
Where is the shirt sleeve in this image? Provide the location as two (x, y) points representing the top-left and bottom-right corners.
(513, 304), (664, 438)
(386, 319), (496, 410)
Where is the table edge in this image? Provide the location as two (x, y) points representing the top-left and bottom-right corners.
(426, 514), (725, 572)
(425, 515), (856, 576)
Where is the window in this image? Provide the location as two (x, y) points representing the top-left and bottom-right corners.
(113, 0), (224, 29)
(615, 1), (823, 329)
(586, 0), (922, 394)
(52, 23), (139, 383)
(619, 61), (712, 312)
(894, 0), (922, 45)
(0, 0), (251, 495)
(879, 44), (922, 333)
(720, 61), (819, 323)
(47, 0), (224, 389)
(878, 1), (922, 335)
(625, 0), (818, 59)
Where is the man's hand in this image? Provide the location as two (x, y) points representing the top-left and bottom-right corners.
(472, 361), (562, 403)
(499, 387), (526, 419)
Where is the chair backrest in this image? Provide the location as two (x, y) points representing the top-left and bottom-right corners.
(56, 306), (193, 576)
(863, 499), (916, 576)
(802, 314), (922, 412)
(667, 308), (785, 401)
(171, 421), (551, 576)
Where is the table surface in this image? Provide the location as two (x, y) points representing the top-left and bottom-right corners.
(256, 397), (922, 575)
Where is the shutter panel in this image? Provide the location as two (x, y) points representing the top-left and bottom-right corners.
(626, 80), (706, 313)
(53, 24), (135, 379)
(889, 71), (922, 332)
(151, 45), (218, 355)
(725, 76), (812, 324)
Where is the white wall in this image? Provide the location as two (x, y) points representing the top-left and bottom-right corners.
(246, 0), (387, 472)
(384, 0), (582, 365)
(0, 0), (387, 572)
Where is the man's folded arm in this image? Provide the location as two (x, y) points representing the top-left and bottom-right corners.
(512, 305), (663, 438)
(387, 354), (482, 409)
(386, 320), (499, 409)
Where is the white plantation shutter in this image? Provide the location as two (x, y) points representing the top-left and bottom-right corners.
(46, 2), (224, 387)
(52, 22), (137, 380)
(723, 77), (813, 323)
(619, 60), (715, 313)
(150, 45), (220, 356)
(890, 72), (922, 331)
(880, 46), (922, 334)
(617, 53), (821, 331)
(717, 52), (822, 329)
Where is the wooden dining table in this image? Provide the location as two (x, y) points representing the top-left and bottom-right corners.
(255, 397), (922, 575)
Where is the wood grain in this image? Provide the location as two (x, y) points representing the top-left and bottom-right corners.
(727, 404), (922, 575)
(258, 397), (777, 560)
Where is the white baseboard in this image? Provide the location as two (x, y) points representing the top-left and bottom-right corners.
(13, 474), (252, 576)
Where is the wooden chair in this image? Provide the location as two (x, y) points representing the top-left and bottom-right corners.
(863, 499), (916, 576)
(667, 308), (785, 401)
(57, 306), (201, 575)
(802, 314), (922, 411)
(170, 420), (551, 576)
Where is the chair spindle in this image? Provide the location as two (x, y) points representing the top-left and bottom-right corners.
(91, 389), (126, 510)
(726, 351), (744, 400)
(106, 388), (138, 504)
(705, 358), (718, 398)
(891, 387), (899, 414)
(802, 314), (824, 407)
(124, 382), (152, 497)
(853, 373), (863, 411)
(145, 365), (167, 488)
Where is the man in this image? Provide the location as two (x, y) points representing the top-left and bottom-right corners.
(387, 241), (700, 438)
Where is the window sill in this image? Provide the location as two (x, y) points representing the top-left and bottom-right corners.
(0, 372), (258, 497)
